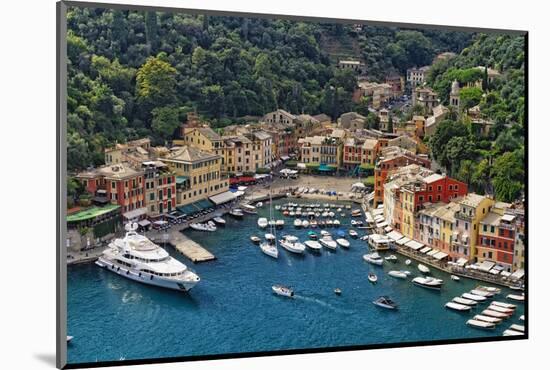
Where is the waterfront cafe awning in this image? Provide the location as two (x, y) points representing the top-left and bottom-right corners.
(374, 215), (385, 222)
(396, 237), (411, 246)
(420, 246), (432, 254)
(233, 190), (245, 197)
(123, 207), (147, 220)
(176, 176), (189, 185)
(406, 240), (424, 250)
(479, 260), (496, 272)
(386, 231), (403, 242)
(376, 221), (389, 228)
(456, 257), (468, 267)
(427, 249), (439, 257)
(510, 269), (525, 280)
(434, 251), (449, 260)
(297, 163), (306, 169)
(384, 226), (393, 233)
(194, 199), (214, 210)
(138, 219), (151, 227)
(500, 270), (512, 277)
(209, 191), (238, 205)
(373, 208), (384, 216)
(318, 163), (337, 172)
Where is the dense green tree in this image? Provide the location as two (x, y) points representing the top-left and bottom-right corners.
(491, 150), (524, 202)
(151, 106), (181, 144)
(459, 87), (483, 111)
(136, 56), (177, 110)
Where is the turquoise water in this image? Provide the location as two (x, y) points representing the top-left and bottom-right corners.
(67, 199), (524, 364)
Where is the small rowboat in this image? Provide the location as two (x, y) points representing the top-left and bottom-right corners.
(418, 264), (430, 274)
(467, 319), (495, 330)
(445, 302), (471, 311)
(388, 270), (407, 279)
(482, 309), (509, 319)
(452, 297), (477, 306)
(250, 236), (261, 243)
(474, 314), (502, 324)
(334, 288), (342, 296)
(506, 294), (525, 302)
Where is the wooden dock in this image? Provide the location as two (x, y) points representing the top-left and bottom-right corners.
(169, 230), (216, 263)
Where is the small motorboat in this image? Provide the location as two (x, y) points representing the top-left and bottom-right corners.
(506, 294), (525, 302)
(190, 223), (216, 232)
(250, 235), (261, 243)
(470, 289), (494, 297)
(310, 220), (318, 228)
(213, 216), (226, 225)
(333, 219), (341, 226)
(348, 229), (359, 238)
(519, 315), (525, 321)
(67, 336), (74, 343)
(275, 205), (281, 211)
(260, 241), (278, 259)
(320, 230), (331, 237)
(230, 209), (244, 219)
(405, 259), (411, 265)
(385, 255), (397, 262)
(265, 233), (276, 242)
(451, 275), (460, 281)
(255, 202), (263, 208)
(412, 276), (443, 290)
(509, 324), (525, 333)
(368, 273), (378, 283)
(467, 319), (495, 330)
(276, 220), (285, 228)
(388, 270), (407, 279)
(372, 296), (397, 309)
(508, 284), (524, 291)
(302, 220), (310, 228)
(294, 219), (302, 228)
(334, 288), (342, 296)
(320, 236), (338, 250)
(308, 231), (318, 239)
(351, 220), (363, 226)
(351, 209), (362, 217)
(242, 204), (258, 214)
(462, 293), (487, 302)
(481, 309), (509, 319)
(487, 305), (514, 315)
(476, 285), (501, 295)
(401, 270), (412, 276)
(258, 217), (268, 228)
(418, 264), (430, 274)
(336, 238), (350, 248)
(363, 252), (384, 266)
(491, 301), (516, 309)
(445, 302), (472, 312)
(272, 284), (294, 297)
(304, 240), (322, 252)
(452, 297), (477, 306)
(283, 210), (290, 216)
(503, 329), (523, 336)
(474, 314), (502, 324)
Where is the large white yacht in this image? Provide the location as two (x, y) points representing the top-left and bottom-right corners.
(95, 222), (200, 292)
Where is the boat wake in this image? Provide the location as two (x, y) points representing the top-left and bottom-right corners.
(294, 294), (355, 315)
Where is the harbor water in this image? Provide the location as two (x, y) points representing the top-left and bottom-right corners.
(67, 199), (524, 364)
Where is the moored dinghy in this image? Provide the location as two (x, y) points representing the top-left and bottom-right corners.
(250, 235), (261, 243)
(304, 240), (322, 252)
(467, 319), (495, 330)
(349, 229), (359, 238)
(452, 297), (477, 306)
(388, 270), (408, 279)
(385, 255), (397, 262)
(368, 273), (378, 284)
(445, 302), (471, 311)
(372, 296), (397, 309)
(451, 275), (460, 281)
(418, 264), (430, 274)
(506, 294), (525, 302)
(320, 236), (338, 250)
(336, 238), (350, 248)
(474, 314), (502, 324)
(258, 217), (268, 228)
(462, 293), (487, 302)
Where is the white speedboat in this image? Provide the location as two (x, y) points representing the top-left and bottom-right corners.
(349, 229), (358, 238)
(320, 236), (338, 250)
(418, 264), (430, 274)
(506, 294), (525, 302)
(388, 270), (408, 279)
(229, 209), (244, 219)
(265, 233), (276, 241)
(491, 301), (517, 309)
(67, 335), (74, 343)
(260, 241), (278, 259)
(294, 219), (302, 228)
(95, 222), (200, 291)
(250, 236), (261, 243)
(213, 216), (226, 225)
(258, 217), (268, 228)
(304, 240), (322, 252)
(272, 285), (294, 297)
(280, 235), (306, 254)
(190, 222), (216, 232)
(445, 302), (471, 311)
(333, 220), (341, 226)
(520, 315), (524, 321)
(368, 272), (378, 283)
(476, 285), (501, 295)
(412, 276), (443, 290)
(462, 293), (487, 302)
(474, 314), (502, 324)
(320, 230), (331, 237)
(336, 238), (350, 248)
(363, 252), (383, 266)
(470, 289), (493, 297)
(451, 275), (460, 281)
(372, 296), (397, 309)
(482, 309), (509, 319)
(276, 220), (285, 228)
(405, 259), (412, 265)
(467, 319), (495, 330)
(452, 297), (477, 306)
(351, 209), (362, 217)
(255, 202), (263, 208)
(302, 220), (310, 228)
(487, 305), (514, 315)
(503, 329), (523, 336)
(385, 255), (397, 262)
(242, 204), (258, 214)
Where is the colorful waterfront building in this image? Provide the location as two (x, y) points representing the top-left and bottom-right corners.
(451, 193), (495, 263)
(76, 162), (146, 217)
(160, 146), (229, 207)
(176, 125), (224, 159)
(141, 161), (176, 216)
(221, 135), (253, 174)
(374, 146), (431, 206)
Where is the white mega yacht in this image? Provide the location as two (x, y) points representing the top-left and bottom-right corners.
(95, 222), (200, 292)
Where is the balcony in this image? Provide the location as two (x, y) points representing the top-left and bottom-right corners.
(454, 212), (472, 222)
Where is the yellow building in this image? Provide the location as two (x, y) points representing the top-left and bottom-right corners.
(222, 135), (253, 173)
(161, 146), (229, 207)
(400, 188), (415, 238)
(175, 126), (224, 158)
(452, 193), (495, 263)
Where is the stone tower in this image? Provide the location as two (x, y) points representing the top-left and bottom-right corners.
(449, 79), (460, 111)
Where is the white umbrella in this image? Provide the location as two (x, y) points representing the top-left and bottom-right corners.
(351, 182), (366, 189)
